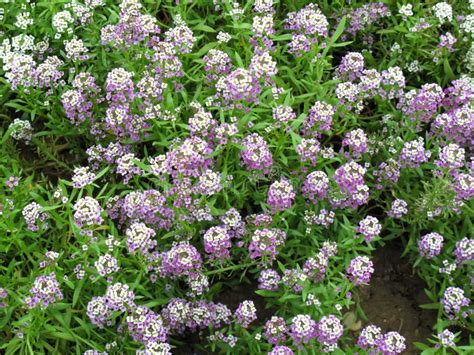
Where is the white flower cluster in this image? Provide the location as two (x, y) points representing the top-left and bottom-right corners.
(64, 37), (88, 60)
(406, 60), (421, 73)
(399, 4), (413, 18)
(52, 10), (74, 35)
(461, 14), (474, 38)
(15, 12), (34, 30)
(217, 31), (231, 44)
(229, 2), (245, 18)
(9, 118), (33, 143)
(95, 254), (120, 277)
(433, 2), (453, 24)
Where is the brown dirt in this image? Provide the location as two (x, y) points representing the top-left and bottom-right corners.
(175, 243), (438, 354)
(173, 280), (274, 354)
(358, 242), (437, 354)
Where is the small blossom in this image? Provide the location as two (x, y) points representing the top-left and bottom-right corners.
(347, 256), (374, 285)
(418, 233), (444, 259)
(267, 178), (295, 213)
(356, 216), (382, 242)
(24, 273), (63, 309)
(235, 300), (257, 328)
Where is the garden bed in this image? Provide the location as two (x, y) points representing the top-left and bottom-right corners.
(0, 1), (473, 354)
(359, 242), (436, 354)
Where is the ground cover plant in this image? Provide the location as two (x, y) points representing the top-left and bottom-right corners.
(0, 0), (473, 354)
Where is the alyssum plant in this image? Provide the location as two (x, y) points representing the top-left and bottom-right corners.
(0, 0), (473, 354)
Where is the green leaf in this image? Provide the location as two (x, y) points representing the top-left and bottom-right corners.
(322, 16), (346, 57)
(73, 279), (84, 307)
(46, 332), (75, 342)
(194, 23), (216, 33)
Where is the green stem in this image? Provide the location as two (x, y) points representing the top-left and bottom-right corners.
(205, 262), (255, 276)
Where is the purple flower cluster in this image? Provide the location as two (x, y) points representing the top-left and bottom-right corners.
(454, 237), (474, 264)
(220, 208), (246, 238)
(203, 225), (232, 261)
(22, 202), (48, 232)
(418, 233), (444, 259)
(126, 222), (157, 255)
(453, 173), (474, 201)
(264, 316), (288, 345)
(342, 129), (369, 157)
(267, 178), (295, 213)
(273, 105), (296, 124)
(24, 273), (63, 309)
(115, 189), (174, 231)
(95, 254), (119, 277)
(435, 144), (465, 171)
(268, 346), (294, 355)
(186, 272), (209, 296)
(4, 1), (474, 353)
(439, 32), (457, 52)
(290, 314), (317, 346)
(73, 196), (103, 230)
(358, 325), (406, 354)
(164, 20), (196, 54)
(376, 331), (407, 355)
(303, 252), (329, 283)
(374, 159), (401, 189)
(258, 269), (281, 291)
(387, 199), (408, 219)
(87, 296), (111, 328)
(337, 52), (364, 81)
(0, 288), (7, 309)
(441, 287), (470, 319)
(356, 216), (381, 242)
(438, 329), (456, 347)
(296, 138), (320, 165)
(332, 161), (369, 208)
(170, 299), (231, 332)
(302, 171), (329, 204)
(126, 306), (168, 346)
(335, 82), (360, 109)
(216, 68), (262, 107)
(100, 0), (159, 48)
(62, 72), (101, 125)
(399, 137), (431, 168)
(72, 166), (96, 188)
(344, 2), (391, 36)
(105, 282), (135, 311)
(282, 269), (305, 293)
(347, 256), (374, 285)
(203, 49), (231, 82)
(399, 83), (444, 123)
(116, 153), (142, 183)
(432, 106), (474, 146)
(304, 209), (336, 228)
(304, 101), (336, 133)
(358, 69), (382, 97)
(197, 169), (222, 196)
(87, 282), (135, 328)
(357, 324), (382, 351)
(161, 243), (202, 278)
(286, 4), (328, 37)
(380, 66), (406, 99)
(235, 300), (257, 328)
(315, 315), (343, 352)
(241, 133), (273, 173)
(285, 4), (328, 56)
(249, 228), (286, 263)
(189, 109), (217, 137)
